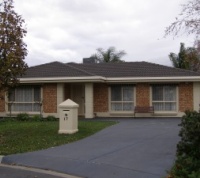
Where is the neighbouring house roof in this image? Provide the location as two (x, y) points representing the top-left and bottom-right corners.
(20, 61), (200, 83)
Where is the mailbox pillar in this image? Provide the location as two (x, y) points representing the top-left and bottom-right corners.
(58, 99), (79, 134)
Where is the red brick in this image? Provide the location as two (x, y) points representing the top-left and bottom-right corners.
(136, 83), (150, 107)
(179, 83), (193, 112)
(94, 83), (108, 112)
(43, 84), (57, 113)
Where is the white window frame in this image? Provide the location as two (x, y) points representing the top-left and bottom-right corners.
(151, 84), (178, 113)
(7, 85), (42, 113)
(109, 85), (135, 113)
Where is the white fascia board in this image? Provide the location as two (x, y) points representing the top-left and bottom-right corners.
(19, 76), (106, 83)
(106, 76), (200, 83)
(19, 76), (200, 84)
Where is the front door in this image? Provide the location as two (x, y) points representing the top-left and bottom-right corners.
(71, 84), (85, 116)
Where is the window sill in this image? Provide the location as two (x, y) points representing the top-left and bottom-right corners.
(6, 112), (40, 116)
(110, 111), (134, 116)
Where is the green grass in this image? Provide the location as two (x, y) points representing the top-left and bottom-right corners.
(0, 120), (116, 155)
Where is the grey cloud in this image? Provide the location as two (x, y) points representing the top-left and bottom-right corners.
(14, 0), (195, 67)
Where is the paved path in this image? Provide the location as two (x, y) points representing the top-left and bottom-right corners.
(2, 118), (181, 178)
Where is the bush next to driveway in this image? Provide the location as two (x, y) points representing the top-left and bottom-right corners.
(169, 111), (200, 178)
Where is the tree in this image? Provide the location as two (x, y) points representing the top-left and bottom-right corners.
(0, 0), (28, 93)
(186, 46), (200, 71)
(165, 0), (200, 38)
(169, 43), (189, 69)
(91, 46), (126, 63)
(169, 43), (200, 71)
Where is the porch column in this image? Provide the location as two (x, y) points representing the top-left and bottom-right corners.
(85, 83), (94, 119)
(57, 83), (65, 113)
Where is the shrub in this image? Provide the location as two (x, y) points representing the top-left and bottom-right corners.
(32, 115), (42, 121)
(177, 111), (200, 158)
(16, 113), (30, 121)
(44, 115), (57, 121)
(15, 114), (57, 122)
(170, 111), (200, 178)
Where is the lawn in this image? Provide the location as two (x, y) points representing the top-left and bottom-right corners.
(0, 119), (116, 155)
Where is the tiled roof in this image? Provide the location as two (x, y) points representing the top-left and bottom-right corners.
(68, 62), (200, 77)
(22, 61), (200, 78)
(21, 61), (93, 78)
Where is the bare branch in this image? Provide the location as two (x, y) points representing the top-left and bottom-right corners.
(165, 0), (200, 38)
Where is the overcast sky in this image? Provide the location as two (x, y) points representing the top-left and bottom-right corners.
(14, 0), (195, 67)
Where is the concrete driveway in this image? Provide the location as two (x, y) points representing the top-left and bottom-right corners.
(2, 118), (181, 178)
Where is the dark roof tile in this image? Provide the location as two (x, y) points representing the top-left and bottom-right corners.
(21, 61), (92, 78)
(22, 61), (200, 78)
(69, 61), (200, 77)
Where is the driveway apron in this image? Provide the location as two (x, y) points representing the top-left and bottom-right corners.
(2, 118), (181, 178)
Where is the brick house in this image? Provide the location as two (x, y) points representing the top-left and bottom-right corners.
(0, 61), (200, 118)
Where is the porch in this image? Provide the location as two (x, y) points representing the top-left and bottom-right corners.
(58, 83), (94, 119)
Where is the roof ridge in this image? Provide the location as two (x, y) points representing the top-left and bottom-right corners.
(66, 63), (96, 76)
(28, 61), (63, 69)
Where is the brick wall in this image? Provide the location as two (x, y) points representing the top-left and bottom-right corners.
(94, 83), (108, 112)
(179, 83), (193, 112)
(43, 84), (57, 113)
(136, 83), (150, 107)
(0, 92), (5, 112)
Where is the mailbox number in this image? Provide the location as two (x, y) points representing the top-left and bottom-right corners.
(64, 113), (68, 120)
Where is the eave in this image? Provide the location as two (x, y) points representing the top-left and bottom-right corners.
(19, 76), (106, 83)
(106, 76), (200, 83)
(19, 76), (200, 84)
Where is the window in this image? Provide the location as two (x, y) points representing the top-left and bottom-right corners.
(152, 85), (177, 111)
(8, 86), (41, 112)
(110, 85), (134, 111)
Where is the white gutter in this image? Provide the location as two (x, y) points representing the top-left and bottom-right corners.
(106, 76), (200, 83)
(19, 76), (200, 84)
(19, 76), (106, 83)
